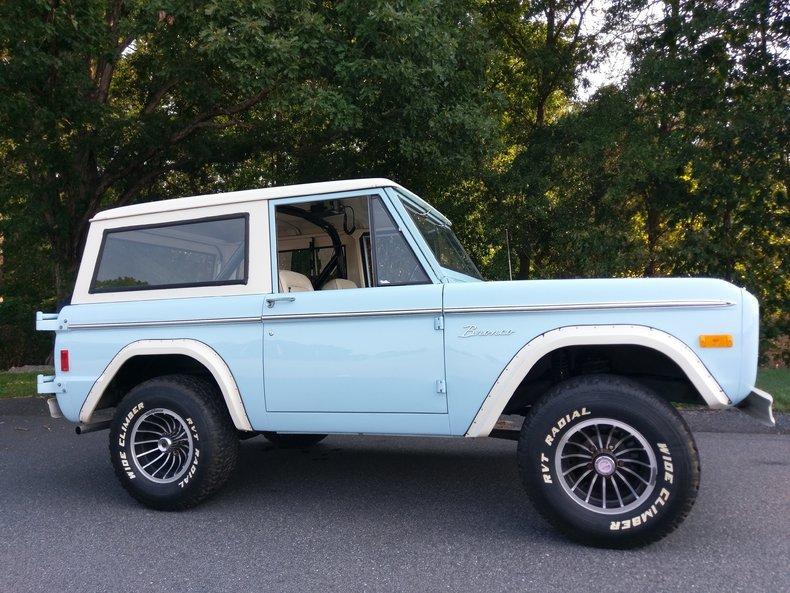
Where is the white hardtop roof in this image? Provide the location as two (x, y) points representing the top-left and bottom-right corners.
(90, 177), (448, 224)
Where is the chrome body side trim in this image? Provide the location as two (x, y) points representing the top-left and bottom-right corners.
(68, 316), (261, 330)
(69, 309), (442, 329)
(261, 308), (442, 321)
(66, 300), (733, 329)
(445, 300), (735, 315)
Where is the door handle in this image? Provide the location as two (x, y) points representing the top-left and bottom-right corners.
(266, 296), (296, 308)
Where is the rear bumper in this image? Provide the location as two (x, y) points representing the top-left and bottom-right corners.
(36, 375), (64, 419)
(736, 388), (775, 427)
(35, 311), (60, 331)
(36, 374), (59, 394)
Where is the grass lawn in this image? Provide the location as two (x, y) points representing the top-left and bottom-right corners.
(756, 368), (790, 412)
(1, 368), (789, 411)
(0, 372), (42, 398)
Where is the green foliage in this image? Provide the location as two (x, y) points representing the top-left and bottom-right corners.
(0, 0), (495, 364)
(466, 0), (787, 352)
(0, 0), (786, 366)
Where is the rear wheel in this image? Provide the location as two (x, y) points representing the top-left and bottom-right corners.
(517, 374), (700, 548)
(262, 432), (327, 449)
(109, 374), (239, 510)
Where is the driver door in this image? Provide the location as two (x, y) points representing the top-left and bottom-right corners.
(262, 191), (448, 418)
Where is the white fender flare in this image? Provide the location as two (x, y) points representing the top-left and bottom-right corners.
(79, 339), (253, 431)
(465, 325), (730, 437)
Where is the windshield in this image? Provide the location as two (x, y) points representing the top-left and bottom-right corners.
(400, 197), (482, 280)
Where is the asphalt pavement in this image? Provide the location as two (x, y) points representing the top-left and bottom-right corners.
(1, 398), (788, 593)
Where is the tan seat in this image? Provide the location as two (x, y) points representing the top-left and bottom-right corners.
(321, 278), (358, 290)
(278, 270), (314, 292)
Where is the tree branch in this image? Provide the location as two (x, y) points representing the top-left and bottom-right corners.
(142, 77), (181, 114)
(169, 87), (272, 143)
(570, 0), (596, 46)
(114, 159), (188, 208)
(91, 86), (272, 218)
(90, 1), (136, 104)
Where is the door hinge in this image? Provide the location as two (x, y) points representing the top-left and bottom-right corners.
(434, 315), (444, 330)
(436, 379), (446, 394)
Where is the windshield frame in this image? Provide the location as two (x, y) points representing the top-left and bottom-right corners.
(394, 190), (482, 281)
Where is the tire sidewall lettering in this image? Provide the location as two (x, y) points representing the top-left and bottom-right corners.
(536, 406), (592, 485)
(608, 442), (674, 531)
(117, 401), (145, 449)
(178, 417), (200, 489)
(535, 406), (678, 530)
(543, 407), (591, 448)
(116, 402), (145, 480)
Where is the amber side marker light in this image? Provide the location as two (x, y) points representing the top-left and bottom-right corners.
(699, 334), (733, 348)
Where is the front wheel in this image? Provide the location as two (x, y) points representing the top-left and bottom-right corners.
(109, 374), (239, 510)
(517, 374), (700, 548)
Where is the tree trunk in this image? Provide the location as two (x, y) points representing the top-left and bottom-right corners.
(644, 194), (659, 277)
(721, 204), (734, 282)
(516, 247), (531, 280)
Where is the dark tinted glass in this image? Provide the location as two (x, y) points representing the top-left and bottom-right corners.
(370, 197), (429, 286)
(399, 195), (481, 279)
(91, 216), (247, 292)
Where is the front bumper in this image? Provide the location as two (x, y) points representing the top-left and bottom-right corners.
(736, 388), (775, 427)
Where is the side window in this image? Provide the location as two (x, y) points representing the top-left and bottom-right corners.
(274, 197), (361, 291)
(91, 215), (247, 293)
(369, 197), (429, 286)
(273, 194), (431, 292)
(278, 245), (346, 280)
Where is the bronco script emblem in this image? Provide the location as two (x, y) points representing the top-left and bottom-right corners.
(459, 325), (515, 338)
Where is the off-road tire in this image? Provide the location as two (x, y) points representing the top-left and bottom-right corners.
(262, 432), (327, 449)
(109, 374), (239, 510)
(517, 374), (700, 548)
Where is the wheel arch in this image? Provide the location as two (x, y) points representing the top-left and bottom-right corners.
(79, 339), (253, 431)
(465, 325), (730, 437)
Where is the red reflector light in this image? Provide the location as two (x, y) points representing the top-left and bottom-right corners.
(60, 349), (70, 372)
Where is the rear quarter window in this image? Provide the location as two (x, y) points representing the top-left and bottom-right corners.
(90, 215), (248, 293)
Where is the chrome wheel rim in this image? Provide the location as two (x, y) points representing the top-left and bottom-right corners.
(554, 418), (657, 515)
(130, 408), (194, 484)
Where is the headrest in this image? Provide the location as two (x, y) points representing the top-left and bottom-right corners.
(278, 270), (314, 292)
(321, 278), (358, 290)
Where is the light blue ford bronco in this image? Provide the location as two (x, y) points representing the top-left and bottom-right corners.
(36, 178), (774, 547)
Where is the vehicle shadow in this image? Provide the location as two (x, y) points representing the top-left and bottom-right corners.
(214, 435), (558, 541)
(24, 426), (562, 543)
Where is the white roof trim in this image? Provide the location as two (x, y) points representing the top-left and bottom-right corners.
(91, 178), (400, 222)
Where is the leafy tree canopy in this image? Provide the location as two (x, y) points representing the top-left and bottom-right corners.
(0, 0), (787, 366)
